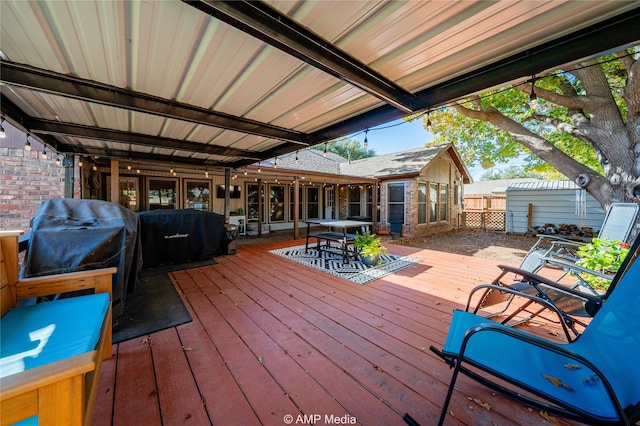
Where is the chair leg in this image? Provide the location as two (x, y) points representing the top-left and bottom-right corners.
(439, 359), (464, 426)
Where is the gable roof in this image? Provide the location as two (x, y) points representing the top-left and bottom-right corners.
(339, 144), (471, 182)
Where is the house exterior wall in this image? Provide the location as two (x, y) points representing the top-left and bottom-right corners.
(378, 153), (464, 237)
(506, 188), (605, 234)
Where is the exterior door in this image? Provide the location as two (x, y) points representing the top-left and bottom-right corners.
(324, 186), (335, 219)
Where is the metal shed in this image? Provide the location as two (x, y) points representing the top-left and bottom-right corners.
(505, 180), (605, 235)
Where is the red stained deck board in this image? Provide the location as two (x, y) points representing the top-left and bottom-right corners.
(207, 257), (474, 425)
(220, 245), (566, 426)
(173, 267), (301, 425)
(94, 240), (581, 426)
(92, 344), (117, 425)
(111, 337), (161, 426)
(148, 327), (211, 425)
(182, 267), (368, 423)
(197, 266), (414, 425)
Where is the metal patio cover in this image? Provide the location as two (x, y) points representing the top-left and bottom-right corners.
(1, 1), (639, 170)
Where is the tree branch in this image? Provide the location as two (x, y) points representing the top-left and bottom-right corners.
(622, 52), (639, 125)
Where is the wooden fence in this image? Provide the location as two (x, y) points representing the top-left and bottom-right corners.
(461, 195), (506, 230)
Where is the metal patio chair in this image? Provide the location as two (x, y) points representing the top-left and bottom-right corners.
(477, 203), (639, 327)
(428, 232), (640, 426)
(519, 202), (639, 274)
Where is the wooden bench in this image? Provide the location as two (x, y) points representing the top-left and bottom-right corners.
(0, 230), (116, 426)
(305, 231), (359, 263)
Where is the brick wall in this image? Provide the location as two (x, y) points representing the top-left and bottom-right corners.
(0, 147), (66, 232)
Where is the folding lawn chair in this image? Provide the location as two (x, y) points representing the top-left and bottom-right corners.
(478, 203), (638, 327)
(519, 202), (639, 274)
(427, 233), (640, 426)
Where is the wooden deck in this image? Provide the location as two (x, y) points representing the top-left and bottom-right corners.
(92, 240), (579, 426)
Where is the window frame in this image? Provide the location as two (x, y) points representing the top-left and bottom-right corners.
(386, 182), (406, 224)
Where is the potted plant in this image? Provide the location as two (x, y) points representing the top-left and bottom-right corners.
(353, 232), (388, 266)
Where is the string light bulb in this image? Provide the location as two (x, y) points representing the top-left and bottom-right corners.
(136, 164), (140, 174)
(205, 169), (209, 178)
(55, 155), (61, 166)
(0, 120), (6, 138)
(295, 151), (299, 165)
(363, 130), (368, 149)
(170, 163), (174, 174)
(529, 76), (538, 110)
(41, 148), (47, 159)
(244, 167), (247, 176)
(24, 134), (31, 151)
(323, 142), (327, 157)
(274, 157), (278, 169)
(127, 158), (132, 170)
(79, 158), (83, 167)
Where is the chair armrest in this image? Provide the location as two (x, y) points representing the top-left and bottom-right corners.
(542, 257), (614, 281)
(495, 264), (602, 303)
(0, 351), (98, 425)
(466, 283), (574, 341)
(0, 351), (97, 401)
(15, 267), (116, 302)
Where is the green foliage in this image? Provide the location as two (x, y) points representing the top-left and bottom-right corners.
(312, 137), (376, 160)
(353, 232), (388, 259)
(480, 166), (544, 180)
(422, 62), (622, 175)
(574, 238), (630, 291)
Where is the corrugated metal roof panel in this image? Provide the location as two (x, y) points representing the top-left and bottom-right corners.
(1, 0), (637, 169)
(507, 180), (579, 191)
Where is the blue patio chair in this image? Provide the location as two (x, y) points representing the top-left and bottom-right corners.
(428, 233), (640, 425)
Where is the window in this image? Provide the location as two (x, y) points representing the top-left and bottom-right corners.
(289, 186), (302, 221)
(348, 186), (361, 218)
(307, 186), (320, 219)
(269, 185), (285, 222)
(148, 179), (178, 210)
(418, 183), (427, 224)
(185, 180), (211, 211)
(429, 183), (438, 223)
(247, 183), (266, 221)
(439, 184), (448, 221)
(387, 182), (405, 224)
(119, 177), (139, 212)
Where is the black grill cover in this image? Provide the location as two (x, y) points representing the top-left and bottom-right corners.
(21, 198), (141, 318)
(137, 209), (225, 268)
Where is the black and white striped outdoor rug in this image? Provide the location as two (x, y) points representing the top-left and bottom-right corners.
(269, 244), (422, 285)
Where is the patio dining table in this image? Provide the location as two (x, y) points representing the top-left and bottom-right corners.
(304, 219), (373, 263)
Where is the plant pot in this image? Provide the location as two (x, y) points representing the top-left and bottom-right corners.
(361, 254), (380, 266)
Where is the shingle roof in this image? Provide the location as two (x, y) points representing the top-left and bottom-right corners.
(339, 144), (452, 178)
(267, 149), (346, 174)
(264, 143), (471, 182)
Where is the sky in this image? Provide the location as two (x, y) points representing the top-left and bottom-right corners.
(346, 117), (489, 181)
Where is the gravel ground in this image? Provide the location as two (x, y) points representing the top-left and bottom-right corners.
(239, 227), (539, 265)
(385, 228), (539, 265)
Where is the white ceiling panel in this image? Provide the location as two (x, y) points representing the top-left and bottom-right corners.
(1, 0), (637, 170)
